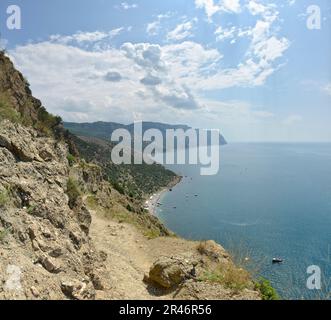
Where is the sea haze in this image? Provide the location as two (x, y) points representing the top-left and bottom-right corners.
(156, 143), (331, 299)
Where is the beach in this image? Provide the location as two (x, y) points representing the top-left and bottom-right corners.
(145, 176), (182, 215)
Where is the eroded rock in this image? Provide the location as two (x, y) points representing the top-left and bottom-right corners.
(147, 256), (198, 289)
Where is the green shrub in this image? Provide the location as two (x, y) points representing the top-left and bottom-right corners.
(86, 195), (98, 209)
(37, 107), (62, 128)
(26, 204), (37, 215)
(0, 189), (9, 207)
(67, 153), (76, 167)
(113, 182), (125, 195)
(0, 229), (9, 243)
(255, 278), (280, 300)
(126, 204), (133, 212)
(66, 178), (81, 209)
(35, 107), (62, 136)
(0, 94), (21, 123)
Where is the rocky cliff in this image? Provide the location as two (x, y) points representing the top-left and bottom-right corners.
(0, 51), (264, 300)
(0, 120), (108, 299)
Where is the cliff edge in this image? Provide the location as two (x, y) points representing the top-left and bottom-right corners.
(0, 51), (262, 300)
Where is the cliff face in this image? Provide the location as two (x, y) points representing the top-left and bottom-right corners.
(0, 53), (42, 125)
(0, 52), (262, 300)
(0, 51), (107, 299)
(0, 120), (107, 299)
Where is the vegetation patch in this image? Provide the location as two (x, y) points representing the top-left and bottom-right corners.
(255, 278), (280, 300)
(66, 178), (81, 209)
(67, 153), (77, 167)
(0, 93), (21, 123)
(0, 189), (10, 208)
(0, 228), (9, 243)
(35, 107), (62, 136)
(199, 264), (253, 293)
(86, 195), (98, 209)
(26, 204), (37, 215)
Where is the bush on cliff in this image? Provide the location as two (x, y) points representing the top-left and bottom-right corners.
(0, 94), (21, 123)
(255, 278), (280, 300)
(66, 178), (81, 209)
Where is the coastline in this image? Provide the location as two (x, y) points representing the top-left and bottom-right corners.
(145, 175), (182, 216)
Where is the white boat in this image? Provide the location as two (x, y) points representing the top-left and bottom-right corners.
(272, 258), (284, 264)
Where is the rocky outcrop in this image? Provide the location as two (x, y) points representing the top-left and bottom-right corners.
(0, 120), (106, 299)
(144, 245), (261, 300)
(197, 240), (230, 263)
(0, 53), (41, 124)
(147, 255), (198, 289)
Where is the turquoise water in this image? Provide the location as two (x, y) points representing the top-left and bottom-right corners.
(156, 143), (331, 299)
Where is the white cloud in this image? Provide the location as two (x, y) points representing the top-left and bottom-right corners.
(167, 20), (196, 42)
(146, 12), (174, 36)
(287, 0), (296, 6)
(117, 2), (138, 10)
(253, 36), (290, 62)
(195, 0), (241, 20)
(247, 0), (268, 16)
(147, 21), (161, 36)
(49, 29), (124, 45)
(215, 26), (237, 41)
(222, 0), (241, 13)
(10, 36), (285, 120)
(9, 9), (288, 124)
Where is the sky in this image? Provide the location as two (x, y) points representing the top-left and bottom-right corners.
(0, 0), (331, 142)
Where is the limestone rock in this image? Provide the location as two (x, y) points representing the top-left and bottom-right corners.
(61, 280), (95, 300)
(148, 256), (198, 289)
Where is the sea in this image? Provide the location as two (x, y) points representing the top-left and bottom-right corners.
(155, 143), (331, 300)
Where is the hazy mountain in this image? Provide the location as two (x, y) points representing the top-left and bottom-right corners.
(64, 121), (227, 147)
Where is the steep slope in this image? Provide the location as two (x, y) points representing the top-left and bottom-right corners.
(0, 120), (108, 299)
(0, 51), (265, 300)
(71, 134), (178, 199)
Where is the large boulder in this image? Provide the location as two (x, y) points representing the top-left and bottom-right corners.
(147, 256), (198, 289)
(197, 240), (230, 263)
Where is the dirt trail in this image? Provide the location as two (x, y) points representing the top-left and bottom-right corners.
(89, 210), (199, 300)
(90, 211), (153, 299)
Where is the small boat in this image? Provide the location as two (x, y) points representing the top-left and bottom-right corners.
(272, 258), (284, 264)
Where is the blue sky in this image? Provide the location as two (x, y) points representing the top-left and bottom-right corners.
(0, 0), (331, 142)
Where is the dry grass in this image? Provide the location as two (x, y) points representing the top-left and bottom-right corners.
(200, 263), (253, 293)
(196, 241), (209, 255)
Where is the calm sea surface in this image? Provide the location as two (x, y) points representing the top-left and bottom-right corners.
(156, 143), (331, 299)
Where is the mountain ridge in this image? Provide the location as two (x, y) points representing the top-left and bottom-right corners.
(64, 121), (227, 146)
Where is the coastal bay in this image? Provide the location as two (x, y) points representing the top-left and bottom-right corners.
(155, 143), (331, 299)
